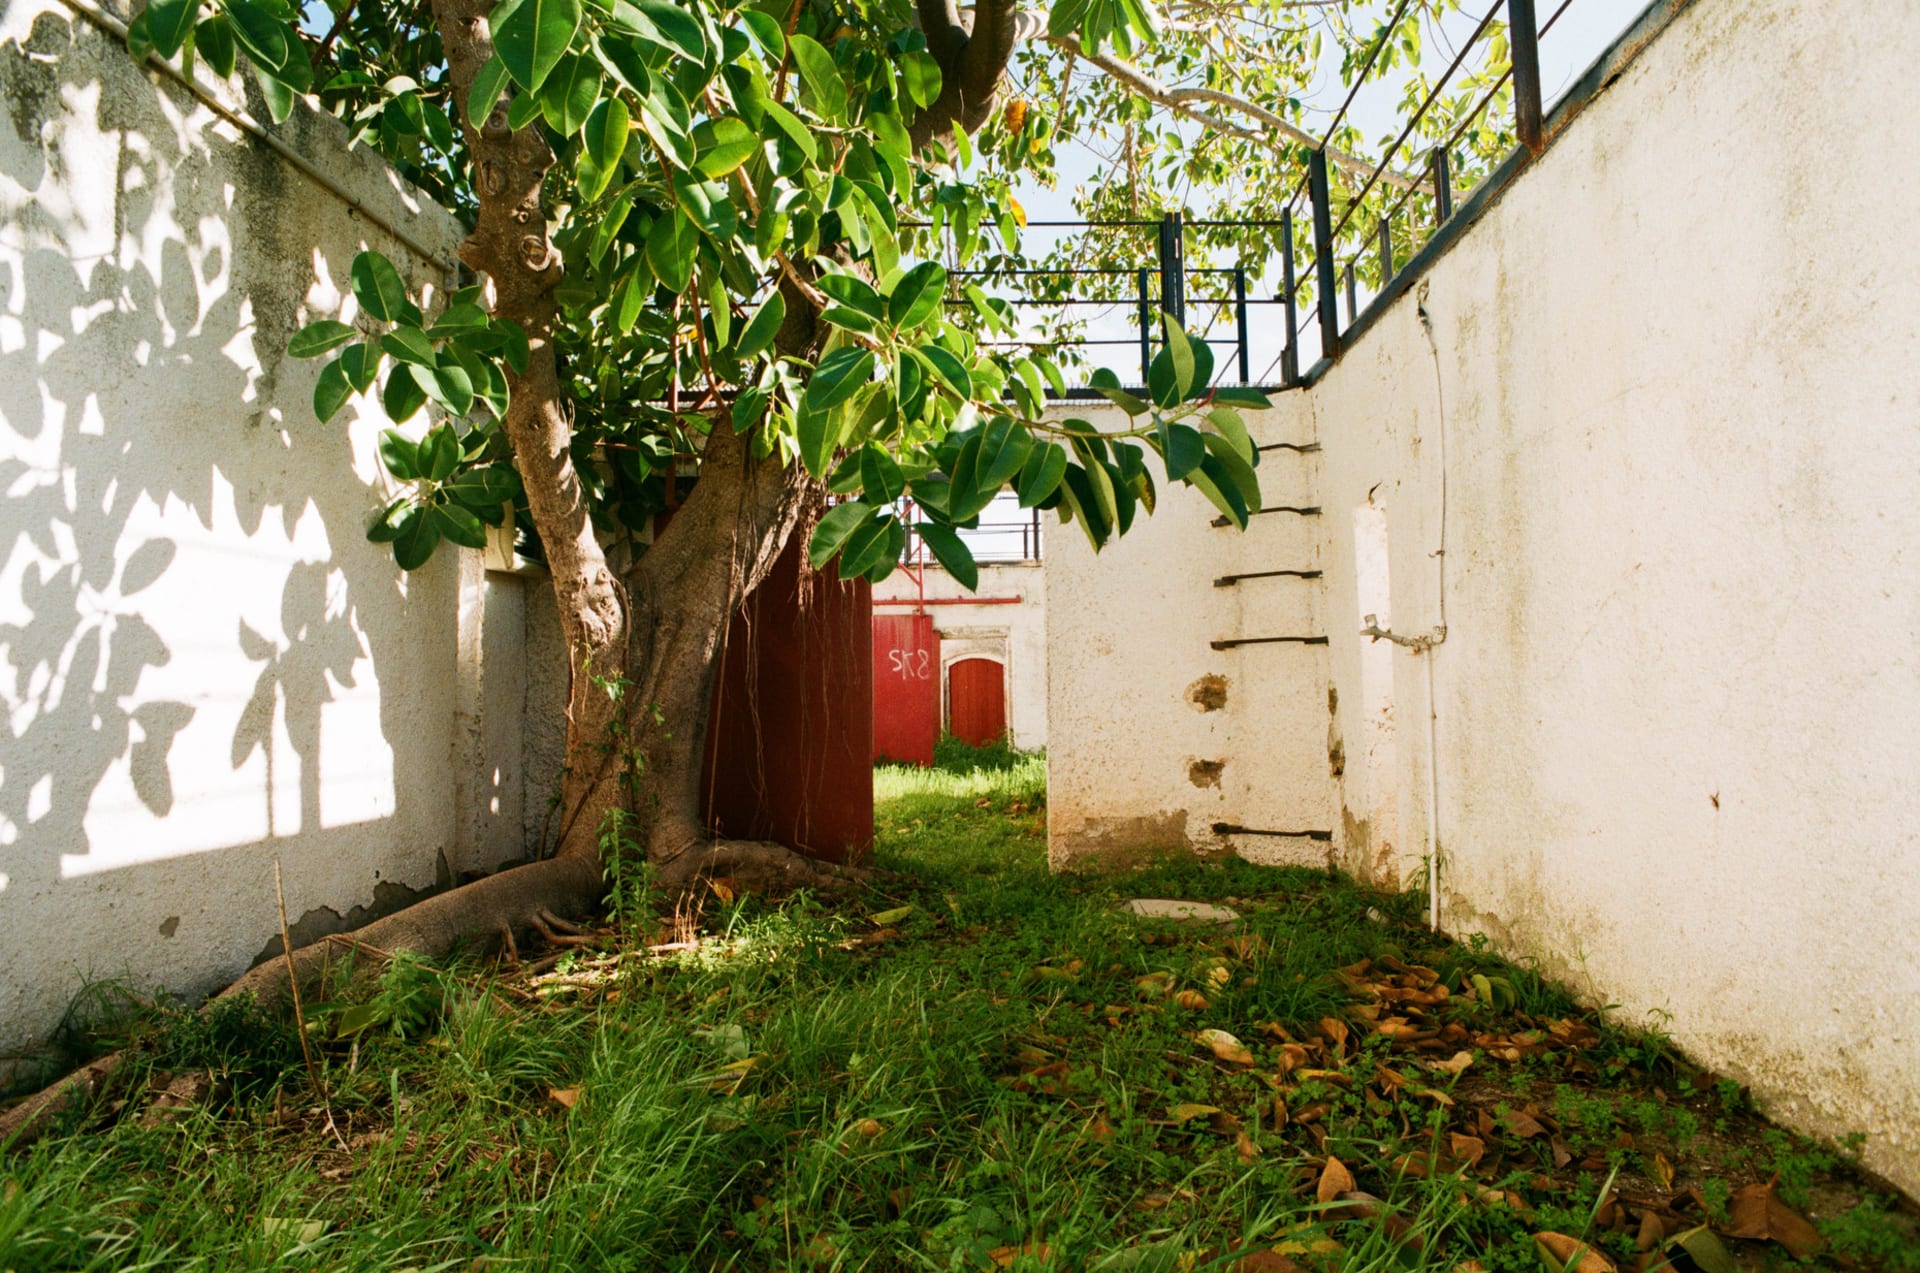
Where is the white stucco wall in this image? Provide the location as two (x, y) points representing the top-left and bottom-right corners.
(1045, 0), (1920, 1193)
(1044, 401), (1336, 870)
(0, 1), (521, 1066)
(874, 559), (1047, 750)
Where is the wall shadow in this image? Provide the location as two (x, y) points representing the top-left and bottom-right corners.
(0, 6), (460, 1065)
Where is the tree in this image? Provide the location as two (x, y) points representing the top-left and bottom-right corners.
(3, 0), (1518, 1139)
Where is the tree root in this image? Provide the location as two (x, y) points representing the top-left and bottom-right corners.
(1, 839), (869, 1152)
(655, 837), (873, 896)
(1, 853), (603, 1153)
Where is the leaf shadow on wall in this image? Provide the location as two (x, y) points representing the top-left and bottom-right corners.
(0, 7), (439, 1058)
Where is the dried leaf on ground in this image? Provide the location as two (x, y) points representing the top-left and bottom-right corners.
(1532, 1232), (1617, 1273)
(1174, 989), (1210, 1010)
(1197, 1028), (1255, 1065)
(1667, 1225), (1738, 1273)
(1169, 1102), (1223, 1123)
(1722, 1179), (1824, 1257)
(548, 1086), (580, 1109)
(1315, 1155), (1356, 1203)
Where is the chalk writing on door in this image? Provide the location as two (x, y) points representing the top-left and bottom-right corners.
(886, 647), (932, 680)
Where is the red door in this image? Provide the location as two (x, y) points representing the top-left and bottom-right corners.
(947, 658), (1007, 746)
(872, 614), (940, 765)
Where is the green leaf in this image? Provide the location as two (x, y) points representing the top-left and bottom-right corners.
(313, 358), (352, 423)
(836, 510), (896, 579)
(491, 0), (581, 92)
(818, 273), (885, 321)
(430, 503), (489, 549)
(632, 0), (706, 61)
(976, 416), (1032, 490)
(808, 347), (876, 413)
(223, 0), (288, 70)
(1159, 421), (1205, 480)
(1204, 406), (1254, 464)
(393, 506), (441, 570)
(349, 251), (419, 325)
(378, 429), (420, 480)
(692, 116), (757, 178)
(496, 321), (530, 376)
(538, 53), (600, 135)
(418, 425), (460, 481)
(858, 445), (904, 504)
(1667, 1227), (1739, 1273)
(366, 498), (410, 543)
(946, 432), (994, 521)
(808, 500), (875, 569)
(468, 54), (511, 126)
(887, 261), (947, 329)
(380, 326), (435, 366)
(915, 521), (976, 589)
(786, 34), (846, 120)
(757, 99), (817, 164)
(195, 14), (236, 76)
(736, 8), (784, 57)
(382, 366), (427, 422)
(733, 291), (785, 359)
(900, 50), (942, 109)
(1191, 453), (1249, 528)
(1201, 435), (1259, 509)
(645, 210), (697, 293)
(1212, 386), (1274, 409)
(289, 320), (357, 358)
(580, 95), (629, 193)
(412, 357), (475, 417)
(145, 0), (200, 58)
(339, 342), (383, 392)
(1162, 315), (1196, 398)
(917, 345), (971, 400)
(1088, 367), (1149, 415)
(1016, 440), (1067, 507)
(794, 401), (837, 477)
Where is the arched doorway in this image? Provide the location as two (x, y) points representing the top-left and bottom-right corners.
(947, 657), (1007, 746)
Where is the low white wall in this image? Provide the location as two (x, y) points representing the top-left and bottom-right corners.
(0, 1), (521, 1065)
(1043, 401), (1336, 871)
(1045, 0), (1920, 1193)
(874, 560), (1048, 750)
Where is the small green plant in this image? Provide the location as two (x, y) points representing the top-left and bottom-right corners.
(929, 732), (1038, 775)
(600, 807), (660, 935)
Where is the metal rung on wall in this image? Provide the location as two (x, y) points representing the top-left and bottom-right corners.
(1212, 824), (1333, 842)
(1209, 636), (1329, 650)
(1213, 569), (1322, 587)
(1212, 506), (1321, 527)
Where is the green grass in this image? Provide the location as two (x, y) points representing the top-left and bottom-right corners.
(2, 762), (1913, 1271)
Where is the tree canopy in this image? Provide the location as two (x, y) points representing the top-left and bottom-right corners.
(126, 0), (1517, 583)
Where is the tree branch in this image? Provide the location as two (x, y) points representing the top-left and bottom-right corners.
(1043, 32), (1426, 193)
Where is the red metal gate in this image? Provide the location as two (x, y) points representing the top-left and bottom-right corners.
(947, 657), (1006, 747)
(872, 613), (940, 765)
(702, 535), (873, 865)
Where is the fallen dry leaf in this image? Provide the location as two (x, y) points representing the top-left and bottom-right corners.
(1198, 1028), (1256, 1065)
(1449, 1133), (1487, 1168)
(1650, 1151), (1674, 1190)
(549, 1087), (580, 1109)
(1430, 1050), (1475, 1075)
(988, 1242), (1053, 1267)
(1533, 1232), (1617, 1273)
(1174, 989), (1211, 1010)
(1236, 1130), (1262, 1163)
(853, 1118), (885, 1138)
(1500, 1107), (1548, 1139)
(1169, 1102), (1223, 1123)
(1722, 1178), (1823, 1257)
(1235, 1251), (1306, 1272)
(1315, 1155), (1356, 1204)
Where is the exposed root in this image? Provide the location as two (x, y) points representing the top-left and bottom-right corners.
(2, 852), (603, 1155)
(537, 909), (588, 937)
(656, 837), (873, 896)
(0, 1053), (126, 1150)
(530, 914), (594, 948)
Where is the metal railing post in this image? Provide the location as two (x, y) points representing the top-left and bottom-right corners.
(1136, 267), (1152, 382)
(1280, 209), (1299, 385)
(1157, 210), (1186, 326)
(1343, 261), (1357, 325)
(1309, 149), (1339, 360)
(1233, 267), (1249, 383)
(1509, 0), (1544, 154)
(1378, 216), (1394, 282)
(1431, 148), (1453, 223)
